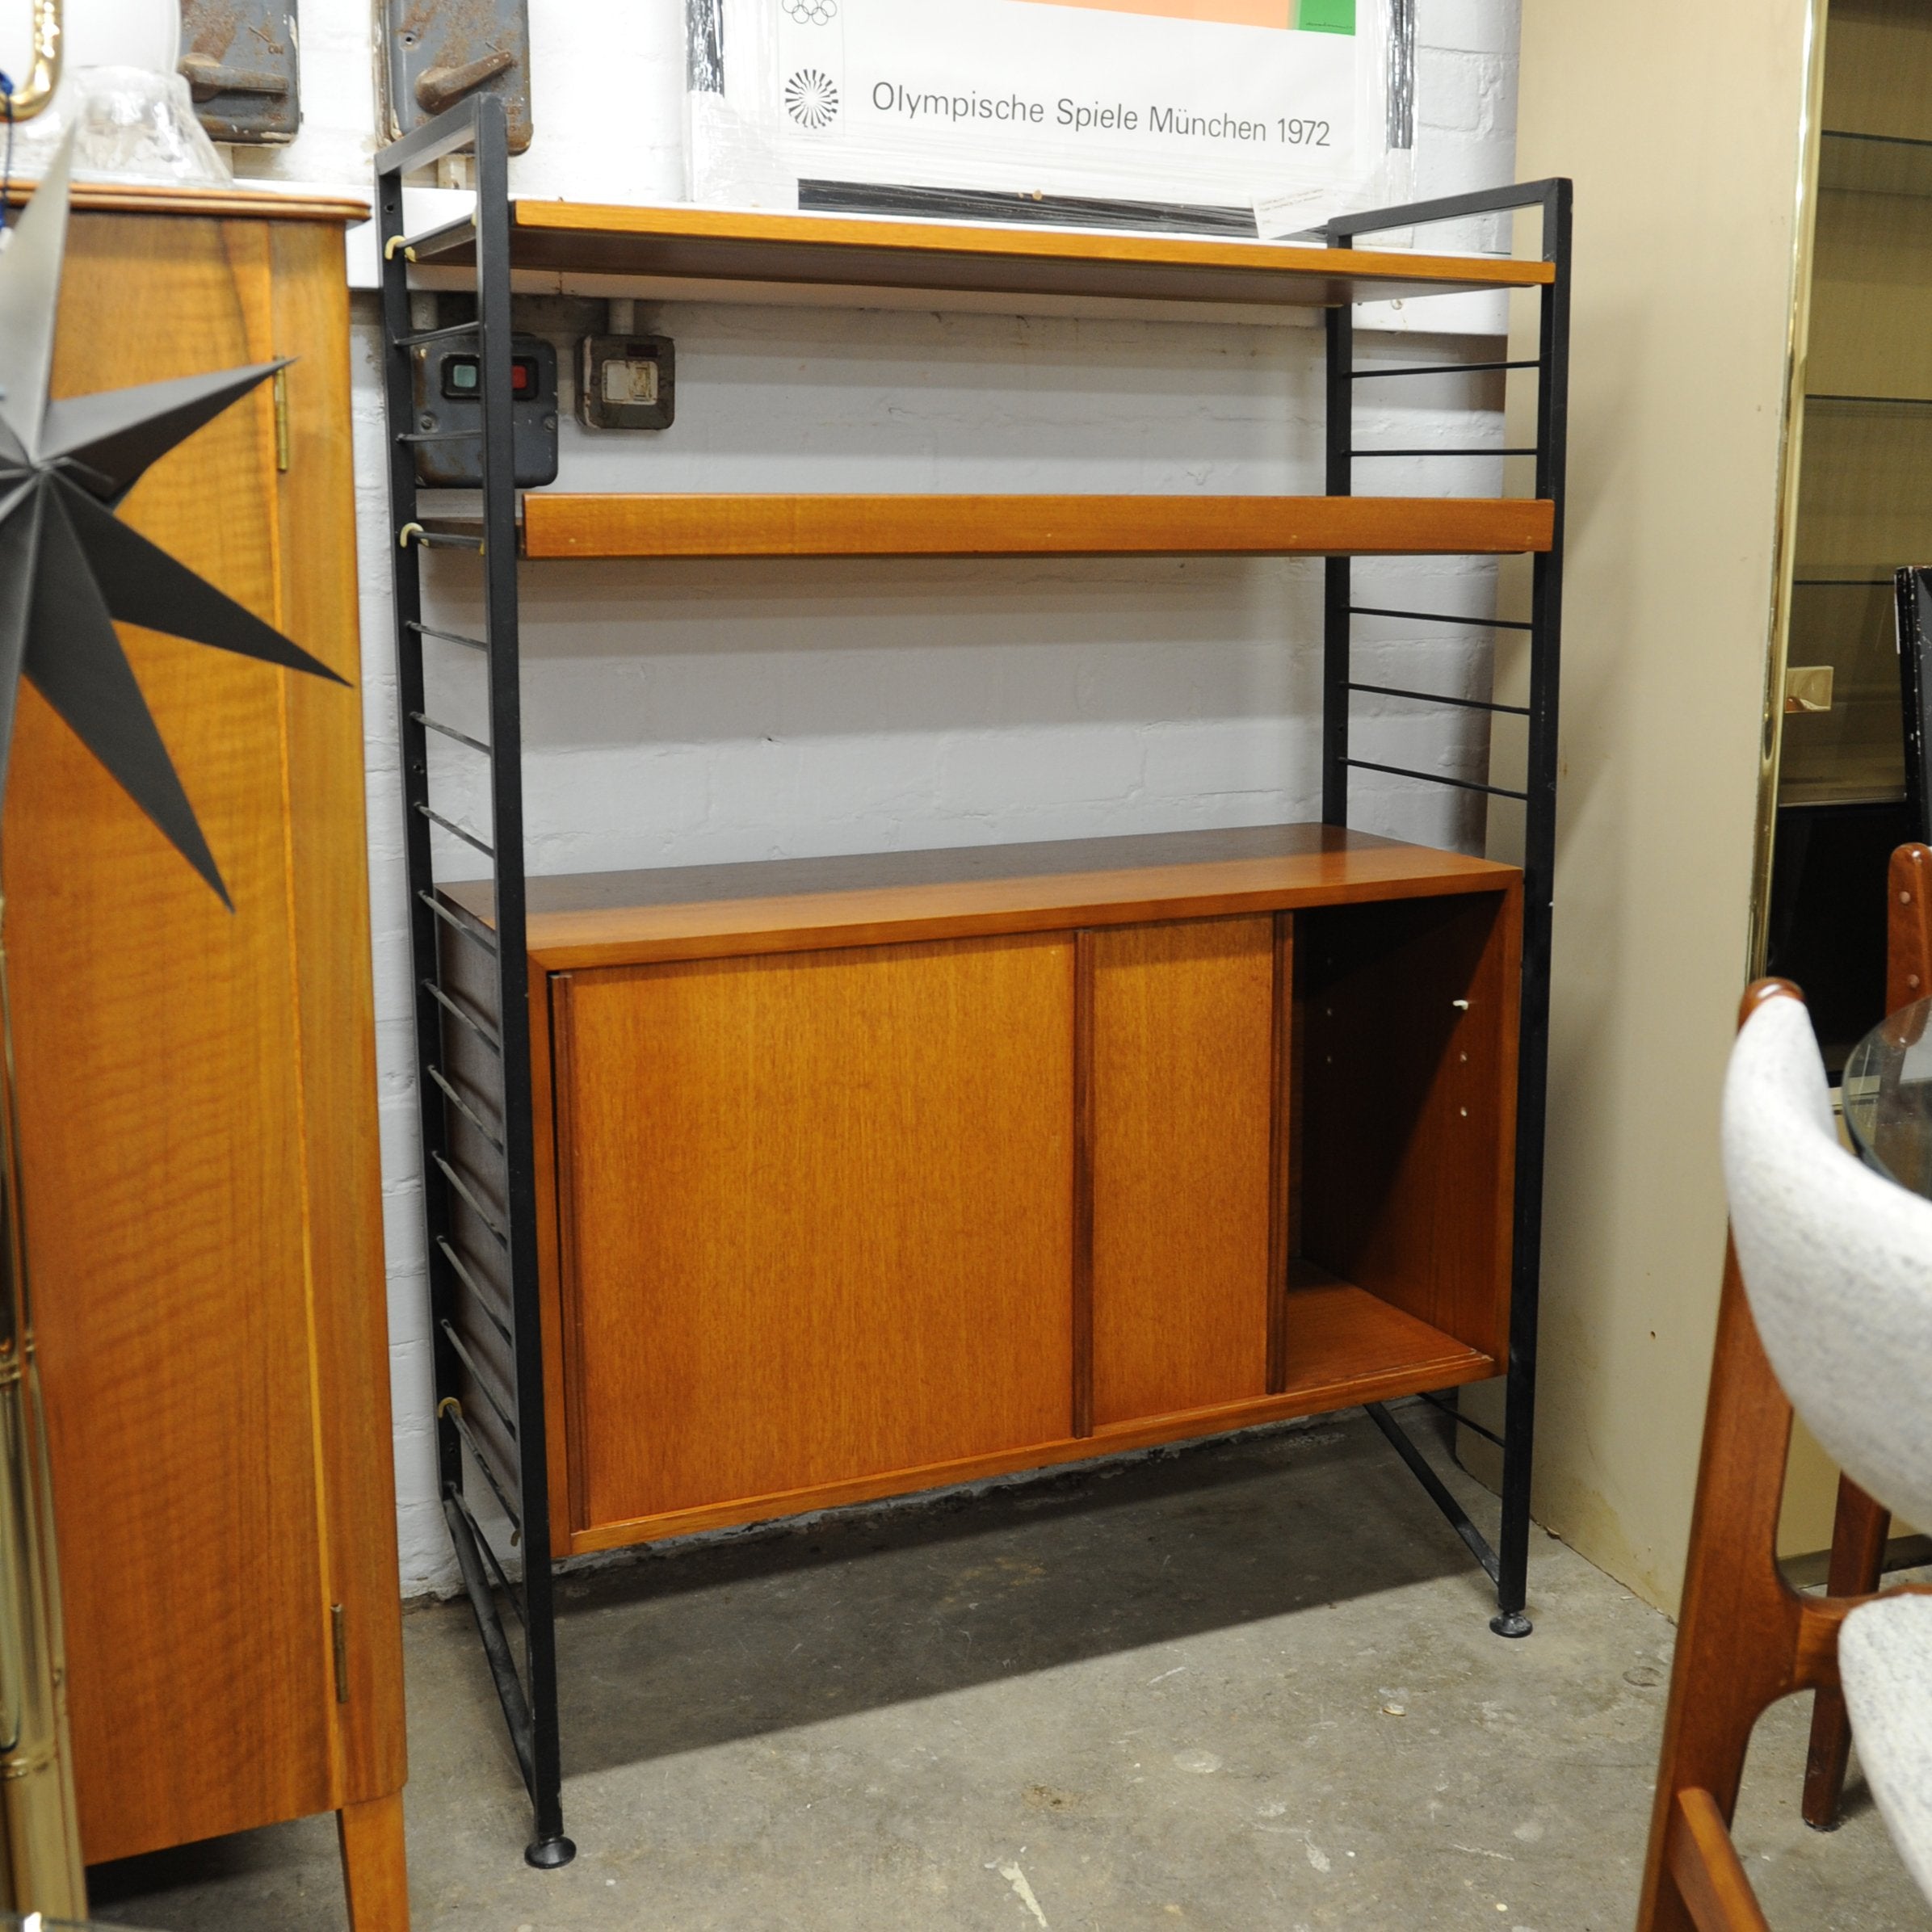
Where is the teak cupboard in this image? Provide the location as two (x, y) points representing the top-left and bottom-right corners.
(2, 190), (409, 1926)
(440, 828), (1520, 1556)
(377, 97), (1569, 1861)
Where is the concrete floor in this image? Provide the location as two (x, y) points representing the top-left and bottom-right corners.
(90, 1409), (1931, 1930)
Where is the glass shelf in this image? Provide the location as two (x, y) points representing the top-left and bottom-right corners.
(1821, 128), (1932, 197)
(1807, 391), (1932, 408)
(1792, 401), (1932, 579)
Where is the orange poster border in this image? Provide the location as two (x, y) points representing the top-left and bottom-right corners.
(1006, 0), (1296, 27)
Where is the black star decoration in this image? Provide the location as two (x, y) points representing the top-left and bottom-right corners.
(0, 133), (347, 909)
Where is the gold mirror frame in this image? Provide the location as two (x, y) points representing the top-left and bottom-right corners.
(6, 1), (61, 120)
(1748, 0), (1833, 977)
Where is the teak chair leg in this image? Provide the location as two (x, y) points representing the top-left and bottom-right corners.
(1635, 1231), (1831, 1932)
(1801, 1476), (1891, 1829)
(1668, 1787), (1774, 1932)
(338, 1791), (410, 1932)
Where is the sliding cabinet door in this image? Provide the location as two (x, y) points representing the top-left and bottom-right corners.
(1086, 917), (1283, 1430)
(553, 934), (1076, 1536)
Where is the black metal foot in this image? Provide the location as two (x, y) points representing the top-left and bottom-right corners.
(1489, 1610), (1533, 1639)
(526, 1834), (577, 1870)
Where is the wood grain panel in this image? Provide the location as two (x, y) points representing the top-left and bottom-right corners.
(555, 935), (1075, 1530)
(1297, 887), (1520, 1360)
(1275, 1262), (1489, 1397)
(10, 180), (368, 223)
(1089, 918), (1276, 1426)
(1071, 932), (1097, 1439)
(269, 219), (406, 1813)
(1268, 915), (1295, 1392)
(509, 493), (1554, 561)
(441, 823), (1520, 972)
(563, 1263), (1489, 1555)
(530, 966), (575, 1560)
(5, 212), (336, 1862)
(425, 199), (1555, 309)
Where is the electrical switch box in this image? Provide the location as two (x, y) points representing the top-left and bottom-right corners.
(384, 0), (532, 155)
(411, 335), (559, 489)
(578, 335), (676, 432)
(180, 0), (300, 144)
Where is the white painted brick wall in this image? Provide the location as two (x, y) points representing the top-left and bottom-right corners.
(245, 0), (1521, 1594)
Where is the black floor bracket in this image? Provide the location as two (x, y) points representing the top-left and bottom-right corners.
(443, 1489), (536, 1783)
(443, 1490), (580, 1867)
(1365, 1401), (1530, 1634)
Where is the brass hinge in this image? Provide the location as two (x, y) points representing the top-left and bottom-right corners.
(331, 1602), (349, 1703)
(273, 368), (292, 473)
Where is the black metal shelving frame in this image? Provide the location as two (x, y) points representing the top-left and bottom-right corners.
(1328, 178), (1572, 1641)
(376, 96), (1570, 1862)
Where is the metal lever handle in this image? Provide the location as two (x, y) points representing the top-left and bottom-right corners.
(414, 49), (515, 114)
(179, 52), (292, 100)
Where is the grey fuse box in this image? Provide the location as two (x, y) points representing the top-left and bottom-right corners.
(180, 0), (300, 144)
(384, 0), (533, 154)
(411, 335), (559, 489)
(577, 336), (676, 432)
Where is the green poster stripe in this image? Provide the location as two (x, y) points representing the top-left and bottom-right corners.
(1296, 0), (1355, 32)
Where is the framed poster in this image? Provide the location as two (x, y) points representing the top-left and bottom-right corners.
(686, 0), (1411, 233)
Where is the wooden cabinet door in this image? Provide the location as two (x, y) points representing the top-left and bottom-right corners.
(552, 934), (1075, 1535)
(1086, 917), (1283, 1428)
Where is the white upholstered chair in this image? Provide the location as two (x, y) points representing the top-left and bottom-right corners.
(1724, 991), (1932, 1539)
(1637, 979), (1932, 1932)
(1722, 988), (1932, 1903)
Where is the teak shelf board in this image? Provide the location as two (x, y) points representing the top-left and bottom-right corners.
(560, 1268), (1493, 1556)
(440, 824), (1521, 971)
(467, 494), (1555, 561)
(1274, 1264), (1495, 1398)
(407, 198), (1554, 309)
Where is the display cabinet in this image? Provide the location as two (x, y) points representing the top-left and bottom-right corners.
(1766, 0), (1932, 1064)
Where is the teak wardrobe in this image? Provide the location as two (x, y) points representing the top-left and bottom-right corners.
(3, 187), (410, 1927)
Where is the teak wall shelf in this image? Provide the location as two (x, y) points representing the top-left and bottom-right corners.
(377, 96), (1572, 1867)
(401, 195), (1557, 310)
(441, 821), (1527, 968)
(479, 493), (1556, 561)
